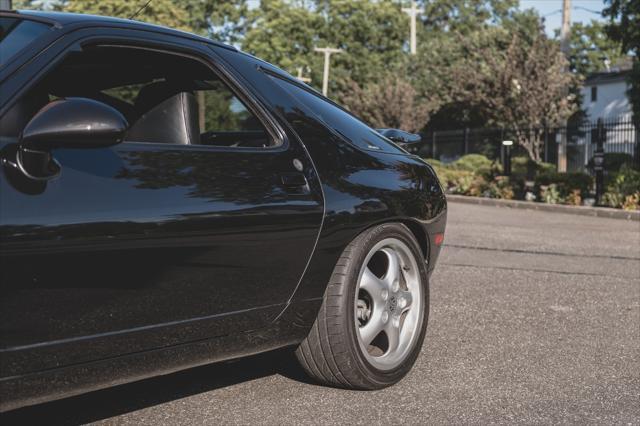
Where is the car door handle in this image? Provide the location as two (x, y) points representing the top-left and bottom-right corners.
(280, 172), (309, 192)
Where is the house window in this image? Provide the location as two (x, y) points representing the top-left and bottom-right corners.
(591, 86), (598, 102)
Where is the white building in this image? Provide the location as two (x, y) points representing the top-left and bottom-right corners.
(570, 70), (636, 170)
(581, 70), (633, 122)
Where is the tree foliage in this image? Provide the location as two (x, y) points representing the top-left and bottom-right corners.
(341, 75), (435, 133)
(243, 0), (406, 96)
(603, 0), (639, 123)
(62, 0), (192, 31)
(183, 0), (249, 44)
(419, 0), (518, 34)
(565, 20), (627, 76)
(450, 27), (578, 161)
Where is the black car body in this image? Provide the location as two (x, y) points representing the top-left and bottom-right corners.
(0, 10), (446, 411)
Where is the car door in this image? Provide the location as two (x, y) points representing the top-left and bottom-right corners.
(0, 29), (324, 376)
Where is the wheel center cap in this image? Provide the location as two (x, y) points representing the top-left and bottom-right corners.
(388, 295), (397, 312)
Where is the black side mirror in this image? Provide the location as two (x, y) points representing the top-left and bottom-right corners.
(18, 98), (127, 180)
(377, 128), (422, 145)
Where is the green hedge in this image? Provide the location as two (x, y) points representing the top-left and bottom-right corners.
(427, 154), (596, 206)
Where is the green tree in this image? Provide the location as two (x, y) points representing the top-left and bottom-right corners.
(449, 26), (578, 161)
(419, 0), (518, 34)
(242, 0), (406, 97)
(564, 20), (626, 76)
(603, 0), (639, 123)
(242, 0), (324, 80)
(412, 6), (540, 130)
(183, 0), (249, 44)
(62, 0), (192, 31)
(341, 74), (436, 132)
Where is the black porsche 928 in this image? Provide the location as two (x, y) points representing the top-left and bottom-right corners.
(0, 10), (447, 411)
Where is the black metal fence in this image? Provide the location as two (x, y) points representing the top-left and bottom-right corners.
(411, 117), (638, 172)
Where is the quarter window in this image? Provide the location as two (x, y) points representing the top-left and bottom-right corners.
(268, 74), (405, 154)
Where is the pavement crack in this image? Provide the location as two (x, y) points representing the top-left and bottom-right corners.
(443, 243), (640, 261)
(440, 262), (635, 279)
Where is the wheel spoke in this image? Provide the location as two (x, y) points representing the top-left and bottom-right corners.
(398, 290), (413, 312)
(385, 319), (401, 353)
(359, 310), (384, 345)
(360, 267), (386, 305)
(382, 248), (400, 288)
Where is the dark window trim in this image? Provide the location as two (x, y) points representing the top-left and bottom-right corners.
(0, 11), (62, 27)
(0, 13), (61, 75)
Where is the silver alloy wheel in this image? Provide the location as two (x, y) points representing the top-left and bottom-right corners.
(354, 237), (423, 371)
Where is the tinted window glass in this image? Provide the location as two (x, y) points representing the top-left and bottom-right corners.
(0, 18), (51, 66)
(5, 45), (275, 148)
(268, 75), (405, 154)
(196, 80), (265, 132)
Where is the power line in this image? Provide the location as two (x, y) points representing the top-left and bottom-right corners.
(129, 0), (153, 20)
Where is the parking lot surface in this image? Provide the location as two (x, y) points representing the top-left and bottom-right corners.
(2, 201), (639, 425)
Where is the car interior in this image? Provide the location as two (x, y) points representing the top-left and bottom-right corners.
(0, 45), (275, 148)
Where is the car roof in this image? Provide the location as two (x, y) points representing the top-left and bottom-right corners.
(12, 10), (237, 51)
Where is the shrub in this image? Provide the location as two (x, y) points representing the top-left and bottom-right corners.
(565, 189), (582, 206)
(540, 184), (563, 204)
(428, 163), (475, 194)
(511, 156), (555, 177)
(602, 165), (640, 210)
(451, 154), (493, 173)
(486, 176), (515, 199)
(425, 153), (634, 209)
(535, 171), (593, 198)
(587, 152), (636, 173)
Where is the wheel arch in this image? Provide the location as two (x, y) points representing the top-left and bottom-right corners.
(397, 219), (429, 262)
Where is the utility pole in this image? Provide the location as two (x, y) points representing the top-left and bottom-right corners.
(558, 0), (571, 172)
(0, 0), (12, 10)
(295, 67), (311, 84)
(314, 47), (342, 96)
(402, 1), (424, 55)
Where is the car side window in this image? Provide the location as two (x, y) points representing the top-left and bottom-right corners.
(2, 43), (277, 148)
(267, 74), (404, 154)
(195, 80), (270, 147)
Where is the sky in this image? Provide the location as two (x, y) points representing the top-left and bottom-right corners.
(520, 0), (607, 37)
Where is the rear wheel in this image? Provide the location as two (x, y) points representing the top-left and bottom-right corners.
(295, 223), (429, 389)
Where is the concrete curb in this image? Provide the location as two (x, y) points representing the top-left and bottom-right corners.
(446, 194), (640, 221)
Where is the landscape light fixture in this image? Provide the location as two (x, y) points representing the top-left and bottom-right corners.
(502, 140), (513, 176)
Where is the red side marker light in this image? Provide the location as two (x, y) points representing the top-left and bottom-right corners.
(434, 233), (445, 246)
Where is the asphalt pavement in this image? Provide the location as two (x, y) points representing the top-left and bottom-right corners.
(2, 201), (639, 425)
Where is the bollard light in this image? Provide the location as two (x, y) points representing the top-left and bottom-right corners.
(502, 140), (513, 176)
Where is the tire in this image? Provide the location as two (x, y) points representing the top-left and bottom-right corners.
(295, 222), (429, 389)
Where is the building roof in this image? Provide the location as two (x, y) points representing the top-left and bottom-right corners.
(584, 70), (631, 86)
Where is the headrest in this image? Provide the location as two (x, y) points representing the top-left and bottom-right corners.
(126, 90), (200, 145)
